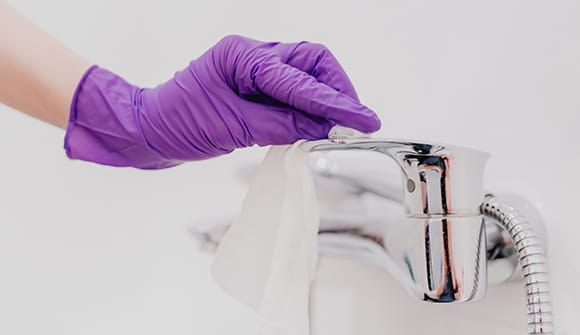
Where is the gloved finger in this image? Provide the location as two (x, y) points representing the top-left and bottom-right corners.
(244, 102), (335, 145)
(253, 60), (381, 133)
(272, 42), (360, 102)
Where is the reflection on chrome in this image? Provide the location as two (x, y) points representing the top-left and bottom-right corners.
(193, 138), (553, 334)
(311, 139), (489, 303)
(311, 138), (552, 334)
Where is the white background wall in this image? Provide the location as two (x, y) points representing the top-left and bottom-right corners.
(0, 0), (578, 334)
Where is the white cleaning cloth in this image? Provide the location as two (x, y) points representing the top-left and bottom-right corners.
(212, 140), (320, 335)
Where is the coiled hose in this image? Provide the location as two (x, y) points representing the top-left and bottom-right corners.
(480, 195), (554, 335)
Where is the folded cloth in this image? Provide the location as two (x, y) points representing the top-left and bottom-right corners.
(212, 140), (320, 335)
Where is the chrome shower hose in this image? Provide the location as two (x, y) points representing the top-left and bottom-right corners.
(481, 195), (554, 335)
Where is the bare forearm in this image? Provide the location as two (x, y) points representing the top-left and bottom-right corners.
(0, 1), (91, 128)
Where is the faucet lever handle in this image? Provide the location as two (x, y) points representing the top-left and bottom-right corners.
(311, 139), (489, 217)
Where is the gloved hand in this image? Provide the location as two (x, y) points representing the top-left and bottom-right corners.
(65, 35), (381, 169)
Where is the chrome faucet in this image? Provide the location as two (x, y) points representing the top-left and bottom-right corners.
(193, 137), (553, 334)
(309, 137), (553, 334)
(310, 138), (491, 303)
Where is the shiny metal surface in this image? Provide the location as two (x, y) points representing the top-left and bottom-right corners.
(311, 150), (521, 286)
(481, 195), (553, 335)
(311, 138), (489, 217)
(311, 138), (489, 303)
(192, 138), (553, 333)
(318, 216), (487, 303)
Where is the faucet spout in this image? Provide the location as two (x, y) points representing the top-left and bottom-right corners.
(311, 138), (490, 303)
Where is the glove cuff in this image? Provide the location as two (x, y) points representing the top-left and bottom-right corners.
(64, 66), (182, 169)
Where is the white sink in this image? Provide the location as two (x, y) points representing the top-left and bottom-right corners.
(310, 256), (527, 335)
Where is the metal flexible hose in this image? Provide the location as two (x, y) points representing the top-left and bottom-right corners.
(480, 195), (554, 335)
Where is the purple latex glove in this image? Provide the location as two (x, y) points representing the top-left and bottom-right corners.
(65, 35), (381, 169)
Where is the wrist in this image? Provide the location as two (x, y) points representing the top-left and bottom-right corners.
(64, 66), (181, 169)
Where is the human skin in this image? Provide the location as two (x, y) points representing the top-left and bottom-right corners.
(0, 1), (90, 128)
